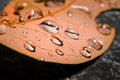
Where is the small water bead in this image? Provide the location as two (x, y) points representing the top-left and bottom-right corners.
(97, 24), (111, 35)
(24, 41), (36, 52)
(71, 5), (90, 14)
(0, 11), (8, 16)
(0, 24), (7, 35)
(64, 30), (79, 40)
(87, 38), (102, 50)
(22, 31), (28, 38)
(80, 47), (91, 58)
(45, 0), (65, 7)
(50, 36), (63, 46)
(67, 11), (73, 17)
(55, 49), (64, 56)
(40, 57), (44, 61)
(39, 20), (59, 33)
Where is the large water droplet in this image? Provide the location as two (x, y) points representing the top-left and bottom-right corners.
(0, 24), (7, 35)
(64, 30), (79, 40)
(97, 24), (111, 35)
(55, 49), (64, 56)
(80, 47), (91, 58)
(87, 38), (102, 50)
(45, 0), (65, 7)
(50, 36), (63, 46)
(39, 20), (59, 33)
(24, 41), (36, 52)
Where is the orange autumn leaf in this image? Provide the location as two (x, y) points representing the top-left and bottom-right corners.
(0, 0), (120, 64)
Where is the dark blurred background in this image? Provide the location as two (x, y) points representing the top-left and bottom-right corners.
(0, 0), (120, 80)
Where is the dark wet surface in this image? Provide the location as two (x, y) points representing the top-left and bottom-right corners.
(0, 0), (120, 80)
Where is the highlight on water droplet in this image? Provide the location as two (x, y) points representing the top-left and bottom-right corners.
(39, 20), (59, 33)
(67, 11), (73, 17)
(24, 41), (36, 52)
(0, 24), (7, 35)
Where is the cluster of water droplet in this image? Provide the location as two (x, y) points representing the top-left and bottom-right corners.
(0, 0), (114, 62)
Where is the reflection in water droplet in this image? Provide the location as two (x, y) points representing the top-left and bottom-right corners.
(71, 5), (90, 14)
(39, 20), (59, 33)
(97, 24), (111, 35)
(67, 11), (73, 17)
(24, 41), (36, 52)
(50, 36), (63, 46)
(64, 30), (79, 40)
(56, 49), (64, 56)
(87, 38), (102, 50)
(45, 0), (65, 7)
(0, 24), (7, 35)
(80, 47), (91, 58)
(26, 10), (43, 20)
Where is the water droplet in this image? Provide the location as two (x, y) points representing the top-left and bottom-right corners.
(50, 36), (63, 46)
(67, 11), (73, 17)
(100, 3), (105, 8)
(2, 19), (9, 25)
(39, 20), (59, 33)
(24, 41), (36, 52)
(45, 0), (65, 7)
(40, 57), (44, 61)
(56, 16), (61, 20)
(80, 47), (91, 58)
(87, 38), (102, 50)
(71, 5), (90, 14)
(108, 0), (116, 8)
(48, 10), (54, 16)
(0, 11), (8, 16)
(56, 49), (64, 56)
(48, 53), (53, 57)
(19, 7), (43, 21)
(40, 45), (44, 49)
(64, 30), (79, 40)
(97, 24), (111, 35)
(0, 24), (7, 35)
(36, 37), (41, 41)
